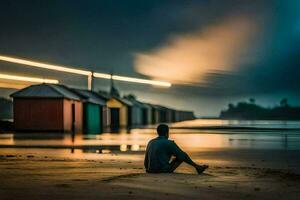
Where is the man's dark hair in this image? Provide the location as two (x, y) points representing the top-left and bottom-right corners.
(157, 124), (169, 136)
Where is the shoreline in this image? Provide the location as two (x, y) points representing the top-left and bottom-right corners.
(2, 118), (300, 133)
(170, 126), (300, 131)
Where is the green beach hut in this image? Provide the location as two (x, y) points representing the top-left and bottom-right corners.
(73, 89), (107, 134)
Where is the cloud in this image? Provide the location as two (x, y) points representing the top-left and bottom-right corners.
(134, 16), (258, 85)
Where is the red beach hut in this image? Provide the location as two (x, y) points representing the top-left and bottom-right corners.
(10, 83), (83, 132)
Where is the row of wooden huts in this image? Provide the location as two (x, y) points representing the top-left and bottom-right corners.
(10, 83), (195, 133)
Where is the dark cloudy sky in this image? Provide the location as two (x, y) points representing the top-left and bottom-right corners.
(0, 0), (300, 116)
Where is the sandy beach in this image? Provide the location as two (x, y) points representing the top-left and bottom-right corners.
(1, 148), (300, 200)
(1, 0), (300, 199)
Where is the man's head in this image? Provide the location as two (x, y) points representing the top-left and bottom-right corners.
(157, 124), (169, 138)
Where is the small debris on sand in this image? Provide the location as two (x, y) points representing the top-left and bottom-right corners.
(55, 184), (71, 188)
(254, 187), (261, 191)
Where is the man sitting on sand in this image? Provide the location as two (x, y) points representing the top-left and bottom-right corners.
(144, 124), (208, 174)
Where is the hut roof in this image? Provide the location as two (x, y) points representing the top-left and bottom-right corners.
(72, 89), (107, 106)
(136, 100), (152, 109)
(113, 96), (133, 106)
(147, 103), (162, 109)
(10, 84), (82, 100)
(95, 91), (133, 106)
(96, 91), (111, 100)
(124, 97), (149, 108)
(147, 103), (174, 111)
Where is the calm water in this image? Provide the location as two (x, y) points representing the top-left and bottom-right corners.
(171, 119), (300, 129)
(1, 119), (300, 156)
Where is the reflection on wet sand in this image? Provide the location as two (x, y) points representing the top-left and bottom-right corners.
(0, 131), (300, 155)
(1, 120), (300, 157)
(80, 144), (143, 154)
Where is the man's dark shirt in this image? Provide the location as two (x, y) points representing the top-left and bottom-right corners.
(144, 136), (187, 173)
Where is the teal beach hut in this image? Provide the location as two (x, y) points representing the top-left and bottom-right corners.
(73, 89), (107, 134)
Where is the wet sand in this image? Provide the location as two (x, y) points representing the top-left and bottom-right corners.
(1, 149), (300, 200)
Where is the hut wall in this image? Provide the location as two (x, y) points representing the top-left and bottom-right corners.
(171, 110), (176, 122)
(131, 107), (137, 125)
(151, 108), (160, 124)
(147, 107), (152, 124)
(159, 110), (167, 123)
(131, 106), (142, 126)
(13, 98), (64, 131)
(142, 107), (152, 125)
(141, 108), (147, 125)
(175, 111), (181, 122)
(137, 107), (143, 125)
(102, 106), (109, 127)
(166, 109), (173, 122)
(151, 108), (155, 124)
(63, 99), (83, 132)
(120, 106), (128, 126)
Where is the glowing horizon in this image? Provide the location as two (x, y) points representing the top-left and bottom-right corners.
(0, 55), (171, 87)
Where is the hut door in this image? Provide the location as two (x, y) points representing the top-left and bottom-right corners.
(142, 108), (147, 125)
(71, 103), (75, 132)
(127, 107), (132, 127)
(110, 108), (120, 127)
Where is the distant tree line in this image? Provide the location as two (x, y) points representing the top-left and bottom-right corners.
(0, 97), (13, 120)
(219, 98), (300, 120)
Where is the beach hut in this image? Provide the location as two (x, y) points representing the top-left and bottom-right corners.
(10, 83), (83, 132)
(171, 109), (177, 122)
(175, 110), (181, 122)
(101, 80), (134, 128)
(138, 101), (152, 125)
(72, 89), (107, 134)
(175, 110), (195, 121)
(97, 89), (132, 128)
(156, 105), (168, 123)
(124, 95), (144, 127)
(106, 96), (133, 128)
(148, 104), (161, 124)
(165, 107), (174, 123)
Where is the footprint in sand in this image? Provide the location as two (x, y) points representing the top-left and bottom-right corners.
(72, 179), (87, 182)
(55, 184), (71, 188)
